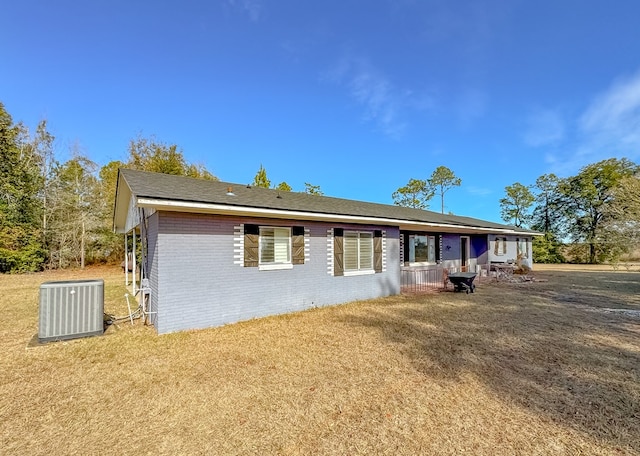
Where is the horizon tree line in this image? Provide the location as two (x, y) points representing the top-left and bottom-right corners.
(2, 101), (638, 271)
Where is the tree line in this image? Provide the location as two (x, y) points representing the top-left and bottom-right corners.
(0, 102), (216, 272)
(392, 166), (461, 214)
(249, 164), (324, 195)
(3, 100), (638, 271)
(498, 158), (640, 264)
(392, 159), (640, 265)
(0, 102), (328, 272)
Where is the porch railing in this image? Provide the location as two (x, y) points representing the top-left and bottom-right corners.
(401, 267), (445, 292)
(400, 264), (490, 293)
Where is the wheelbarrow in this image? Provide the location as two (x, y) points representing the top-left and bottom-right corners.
(447, 272), (477, 293)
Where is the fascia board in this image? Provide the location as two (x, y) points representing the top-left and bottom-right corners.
(113, 173), (132, 233)
(136, 197), (537, 236)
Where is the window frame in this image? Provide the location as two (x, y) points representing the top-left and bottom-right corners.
(517, 238), (529, 259)
(343, 230), (375, 276)
(408, 234), (437, 266)
(258, 226), (293, 270)
(494, 237), (508, 256)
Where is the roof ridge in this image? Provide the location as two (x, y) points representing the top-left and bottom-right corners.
(117, 168), (540, 235)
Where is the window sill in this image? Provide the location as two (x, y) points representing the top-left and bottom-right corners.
(344, 269), (375, 277)
(259, 263), (294, 271)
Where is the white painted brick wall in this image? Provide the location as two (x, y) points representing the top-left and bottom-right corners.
(152, 212), (400, 334)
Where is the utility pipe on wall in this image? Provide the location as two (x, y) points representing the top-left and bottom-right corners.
(132, 231), (136, 295)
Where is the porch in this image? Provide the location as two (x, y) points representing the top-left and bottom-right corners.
(400, 264), (492, 293)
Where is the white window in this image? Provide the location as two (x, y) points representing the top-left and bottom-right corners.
(409, 234), (436, 264)
(517, 238), (529, 258)
(259, 227), (292, 269)
(344, 231), (374, 273)
(494, 237), (507, 256)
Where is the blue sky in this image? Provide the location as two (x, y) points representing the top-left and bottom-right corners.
(3, 0), (640, 223)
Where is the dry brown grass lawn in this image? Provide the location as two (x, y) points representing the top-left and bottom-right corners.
(1, 265), (639, 455)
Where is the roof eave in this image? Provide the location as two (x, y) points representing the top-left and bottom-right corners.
(136, 197), (537, 235)
(113, 171), (132, 233)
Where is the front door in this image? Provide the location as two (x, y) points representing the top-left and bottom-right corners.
(460, 236), (470, 271)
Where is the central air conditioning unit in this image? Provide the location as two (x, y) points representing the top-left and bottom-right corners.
(38, 279), (104, 343)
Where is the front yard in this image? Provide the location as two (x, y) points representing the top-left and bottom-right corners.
(1, 265), (639, 455)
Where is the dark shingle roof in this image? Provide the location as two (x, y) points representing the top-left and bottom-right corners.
(118, 168), (536, 233)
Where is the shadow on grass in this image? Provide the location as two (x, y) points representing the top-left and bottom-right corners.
(529, 270), (640, 310)
(341, 272), (640, 451)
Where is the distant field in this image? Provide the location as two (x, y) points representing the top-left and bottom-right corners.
(535, 262), (640, 272)
(1, 265), (639, 455)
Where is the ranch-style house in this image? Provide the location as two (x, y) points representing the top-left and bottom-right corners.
(113, 169), (538, 334)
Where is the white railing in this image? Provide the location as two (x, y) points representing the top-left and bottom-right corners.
(401, 264), (490, 293)
(400, 267), (445, 292)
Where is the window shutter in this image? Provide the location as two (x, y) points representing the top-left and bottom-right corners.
(374, 230), (383, 273)
(244, 224), (259, 267)
(292, 226), (305, 265)
(435, 234), (441, 262)
(344, 231), (359, 271)
(334, 228), (344, 276)
(359, 232), (373, 270)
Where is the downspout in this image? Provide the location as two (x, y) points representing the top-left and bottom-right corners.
(132, 230), (137, 295)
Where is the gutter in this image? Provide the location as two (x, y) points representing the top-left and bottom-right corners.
(135, 197), (541, 236)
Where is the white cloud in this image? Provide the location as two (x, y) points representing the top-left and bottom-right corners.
(226, 0), (262, 22)
(323, 56), (430, 139)
(466, 186), (492, 196)
(524, 108), (565, 147)
(455, 88), (488, 128)
(579, 70), (640, 153)
(541, 69), (640, 175)
(349, 69), (406, 137)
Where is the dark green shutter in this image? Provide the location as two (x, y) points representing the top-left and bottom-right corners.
(292, 226), (305, 265)
(334, 228), (343, 276)
(244, 224), (259, 267)
(374, 230), (383, 273)
(435, 234), (441, 262)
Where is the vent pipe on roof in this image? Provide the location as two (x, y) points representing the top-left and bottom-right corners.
(226, 187), (235, 196)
